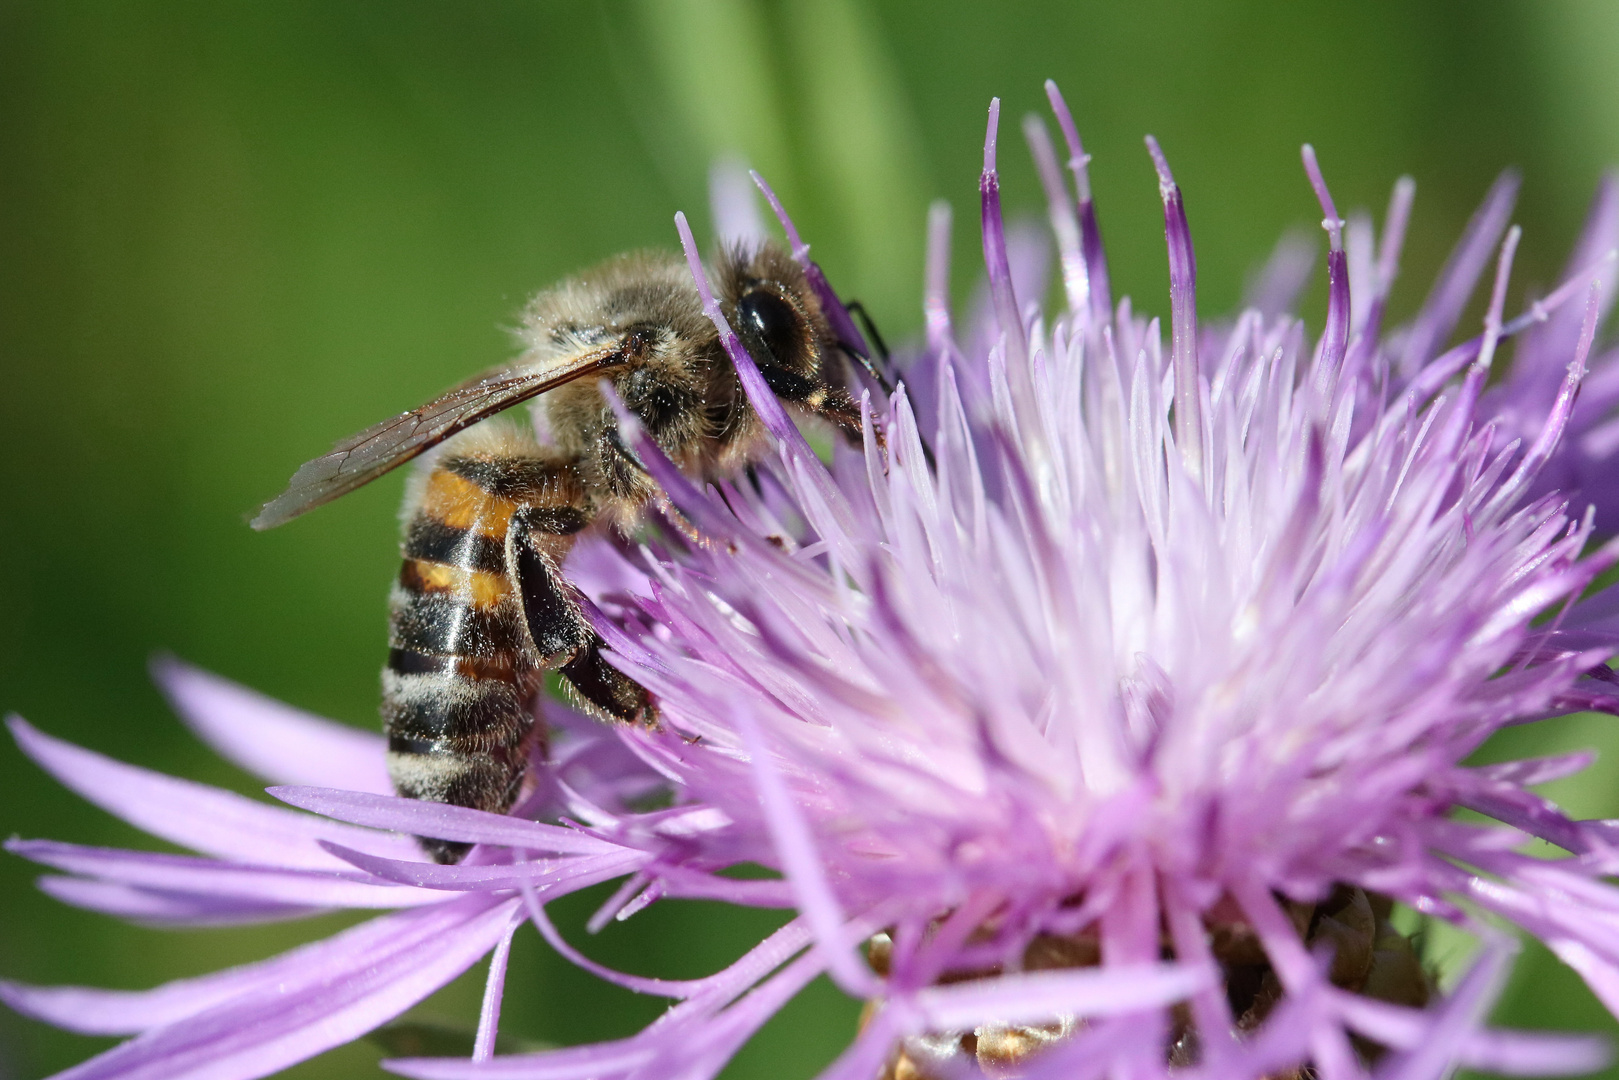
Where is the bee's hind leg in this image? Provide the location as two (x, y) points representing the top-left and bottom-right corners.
(509, 505), (655, 727)
(560, 639), (655, 726)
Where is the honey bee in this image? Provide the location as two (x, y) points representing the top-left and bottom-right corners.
(253, 242), (870, 862)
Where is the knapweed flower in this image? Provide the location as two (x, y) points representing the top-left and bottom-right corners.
(11, 81), (1619, 1080)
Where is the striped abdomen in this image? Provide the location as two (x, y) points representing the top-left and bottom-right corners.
(383, 447), (579, 863)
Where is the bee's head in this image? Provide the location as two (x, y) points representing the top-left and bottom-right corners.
(721, 243), (842, 415)
(610, 324), (703, 441)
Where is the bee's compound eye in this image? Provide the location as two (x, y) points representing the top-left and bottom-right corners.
(738, 290), (802, 368)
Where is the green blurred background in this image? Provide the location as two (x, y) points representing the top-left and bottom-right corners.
(4, 1), (1619, 1077)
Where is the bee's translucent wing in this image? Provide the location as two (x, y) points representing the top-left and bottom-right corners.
(252, 339), (633, 530)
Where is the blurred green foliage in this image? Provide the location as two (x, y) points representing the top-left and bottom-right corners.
(3, 2), (1619, 1077)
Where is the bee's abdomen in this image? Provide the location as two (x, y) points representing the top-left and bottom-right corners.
(383, 462), (542, 863)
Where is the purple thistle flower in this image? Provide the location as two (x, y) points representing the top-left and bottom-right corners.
(11, 82), (1619, 1080)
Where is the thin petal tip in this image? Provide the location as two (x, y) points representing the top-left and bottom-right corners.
(0, 980), (41, 1020)
(1300, 144), (1344, 249)
(983, 98), (1001, 175)
(147, 648), (183, 684)
(1144, 135), (1176, 196)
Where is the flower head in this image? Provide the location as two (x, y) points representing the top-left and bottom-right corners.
(11, 82), (1619, 1080)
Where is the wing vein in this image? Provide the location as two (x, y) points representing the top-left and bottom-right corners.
(251, 341), (633, 530)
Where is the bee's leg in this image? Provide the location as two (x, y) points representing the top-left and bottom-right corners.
(560, 639), (655, 726)
(842, 300), (890, 363)
(508, 505), (655, 726)
(508, 504), (590, 659)
(809, 385), (868, 445)
(841, 299), (895, 393)
(755, 359), (866, 448)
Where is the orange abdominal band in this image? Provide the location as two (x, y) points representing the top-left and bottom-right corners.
(400, 559), (511, 609)
(421, 470), (518, 539)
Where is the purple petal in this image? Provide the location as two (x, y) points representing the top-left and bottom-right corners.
(980, 99), (1027, 372)
(387, 1040), (656, 1080)
(1379, 935), (1512, 1080)
(1399, 169), (1520, 373)
(1, 896), (509, 1037)
(31, 895), (520, 1080)
(725, 700), (877, 997)
(1476, 226), (1524, 373)
(749, 171), (874, 363)
(1466, 875), (1619, 1016)
(1516, 173), (1619, 386)
(1335, 993), (1611, 1076)
(1488, 286), (1600, 515)
(649, 866), (795, 907)
(522, 892), (699, 998)
(1023, 112), (1087, 317)
(1043, 79), (1111, 324)
(1244, 231), (1317, 320)
(153, 657), (392, 795)
(384, 947), (825, 1080)
(35, 876), (324, 927)
(268, 787), (627, 856)
(1454, 1031), (1614, 1077)
(1351, 175), (1416, 347)
(8, 839), (440, 908)
(9, 719), (418, 870)
(963, 221), (1049, 381)
(1302, 145), (1350, 396)
(1016, 1016), (1172, 1080)
(1474, 753), (1596, 787)
(923, 200), (954, 354)
(620, 951), (825, 1080)
(707, 158), (765, 247)
(473, 921), (519, 1062)
(1147, 135), (1204, 481)
(812, 1012), (904, 1080)
(1457, 784), (1587, 853)
(906, 961), (1213, 1031)
(673, 210), (815, 458)
(318, 841), (647, 894)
